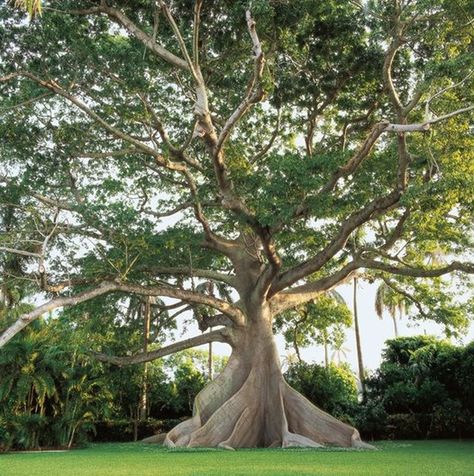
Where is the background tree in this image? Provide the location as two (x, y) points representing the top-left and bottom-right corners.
(359, 336), (474, 439)
(274, 292), (352, 367)
(375, 280), (410, 337)
(0, 0), (473, 448)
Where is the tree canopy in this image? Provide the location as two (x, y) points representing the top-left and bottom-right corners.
(0, 0), (473, 449)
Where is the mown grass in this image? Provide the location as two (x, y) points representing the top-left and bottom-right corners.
(1, 440), (473, 476)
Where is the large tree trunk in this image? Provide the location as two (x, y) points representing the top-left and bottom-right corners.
(164, 303), (372, 449)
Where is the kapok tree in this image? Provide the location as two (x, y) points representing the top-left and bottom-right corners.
(0, 0), (473, 448)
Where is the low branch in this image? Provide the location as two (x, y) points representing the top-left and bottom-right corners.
(112, 282), (243, 322)
(196, 313), (235, 332)
(0, 279), (244, 349)
(0, 281), (117, 348)
(93, 328), (230, 366)
(143, 266), (236, 287)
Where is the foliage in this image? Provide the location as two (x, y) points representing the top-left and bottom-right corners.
(0, 319), (115, 449)
(0, 0), (473, 449)
(284, 361), (358, 424)
(0, 318), (217, 450)
(0, 0), (471, 345)
(358, 336), (474, 439)
(274, 293), (352, 364)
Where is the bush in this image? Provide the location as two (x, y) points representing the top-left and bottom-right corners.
(359, 336), (474, 439)
(284, 362), (358, 424)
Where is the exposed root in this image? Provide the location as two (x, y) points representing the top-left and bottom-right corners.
(281, 431), (323, 448)
(282, 382), (372, 448)
(163, 366), (374, 449)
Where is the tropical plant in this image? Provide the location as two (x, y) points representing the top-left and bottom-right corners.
(375, 280), (411, 337)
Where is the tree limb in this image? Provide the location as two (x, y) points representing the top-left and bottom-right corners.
(270, 262), (359, 314)
(383, 105), (474, 132)
(56, 4), (189, 70)
(0, 281), (117, 348)
(92, 328), (230, 366)
(143, 266), (236, 287)
(358, 258), (474, 277)
(271, 190), (401, 294)
(216, 10), (265, 153)
(0, 279), (245, 349)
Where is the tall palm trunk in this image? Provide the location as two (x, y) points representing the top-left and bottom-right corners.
(139, 296), (151, 420)
(392, 314), (399, 338)
(323, 333), (329, 368)
(353, 277), (366, 398)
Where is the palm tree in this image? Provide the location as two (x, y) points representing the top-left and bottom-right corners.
(375, 281), (410, 337)
(331, 326), (351, 365)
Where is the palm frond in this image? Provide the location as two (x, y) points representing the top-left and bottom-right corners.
(9, 0), (42, 18)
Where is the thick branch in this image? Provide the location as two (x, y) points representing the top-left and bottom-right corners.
(0, 281), (117, 348)
(383, 105), (474, 132)
(112, 282), (243, 322)
(271, 190), (400, 294)
(93, 329), (230, 366)
(144, 266), (236, 287)
(216, 10), (265, 152)
(196, 313), (235, 332)
(0, 280), (244, 349)
(358, 258), (474, 278)
(270, 262), (358, 314)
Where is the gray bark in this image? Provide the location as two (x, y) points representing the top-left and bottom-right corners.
(163, 302), (373, 449)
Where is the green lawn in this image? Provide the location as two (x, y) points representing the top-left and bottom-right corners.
(1, 440), (473, 476)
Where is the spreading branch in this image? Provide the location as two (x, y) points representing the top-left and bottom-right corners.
(0, 280), (245, 349)
(358, 258), (474, 278)
(92, 328), (230, 366)
(216, 10), (266, 152)
(55, 4), (189, 70)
